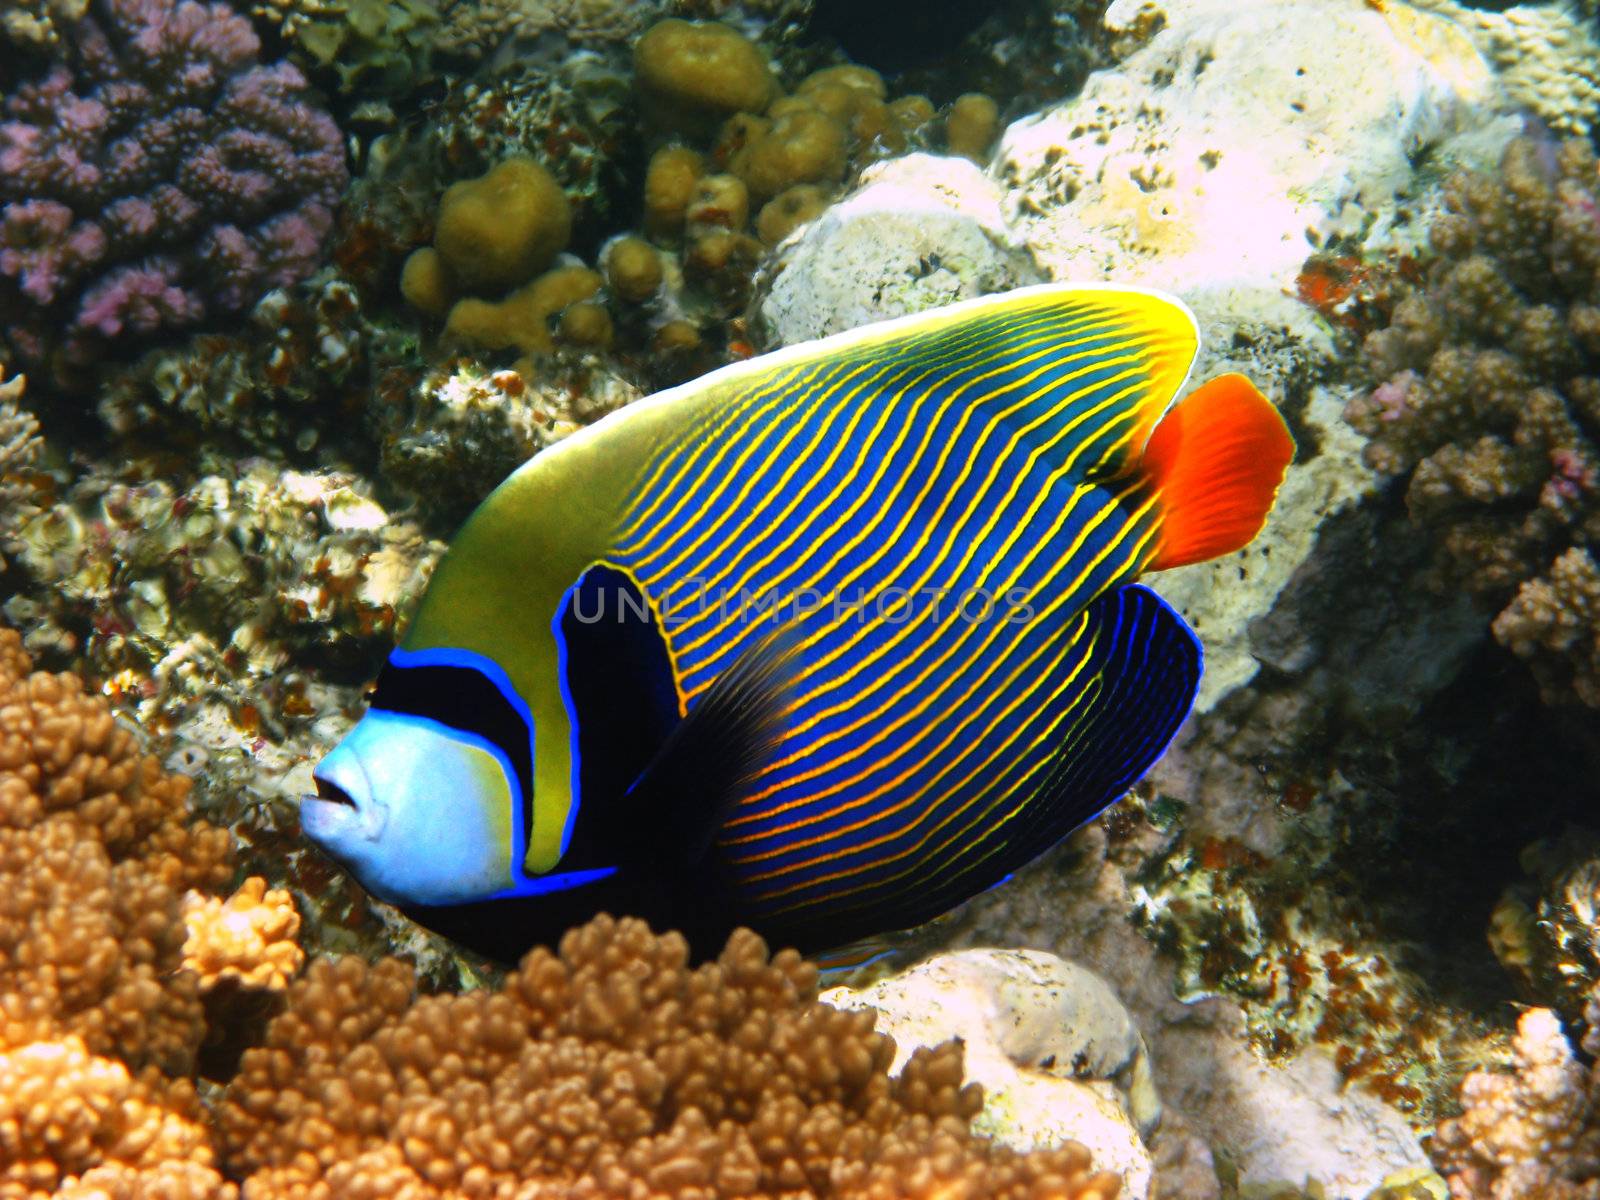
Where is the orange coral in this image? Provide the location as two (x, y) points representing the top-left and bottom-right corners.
(0, 625), (238, 1195)
(220, 914), (1121, 1199)
(0, 626), (231, 1073)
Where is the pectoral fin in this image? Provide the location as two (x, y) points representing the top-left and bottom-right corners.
(617, 626), (801, 869)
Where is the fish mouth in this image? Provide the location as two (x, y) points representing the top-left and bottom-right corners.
(312, 775), (357, 808)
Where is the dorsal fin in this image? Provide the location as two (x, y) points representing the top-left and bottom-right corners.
(1138, 372), (1295, 572)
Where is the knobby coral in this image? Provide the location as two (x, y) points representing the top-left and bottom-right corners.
(1432, 996), (1600, 1198)
(1344, 135), (1600, 706)
(0, 0), (347, 386)
(0, 624), (240, 1196)
(219, 914), (1122, 1198)
(0, 625), (232, 1073)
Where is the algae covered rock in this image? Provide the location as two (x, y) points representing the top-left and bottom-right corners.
(755, 153), (1043, 347)
(824, 948), (1157, 1199)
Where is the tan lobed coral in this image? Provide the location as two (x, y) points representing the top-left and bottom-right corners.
(1432, 997), (1600, 1198)
(1344, 135), (1600, 707)
(219, 914), (1122, 1198)
(0, 626), (232, 1074)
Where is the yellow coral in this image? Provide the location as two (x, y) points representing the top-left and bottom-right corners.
(603, 235), (664, 303)
(399, 246), (453, 318)
(756, 183), (829, 245)
(433, 156), (572, 294)
(634, 18), (777, 134)
(729, 105), (849, 200)
(445, 265), (603, 354)
(643, 144), (705, 237)
(946, 92), (1001, 163)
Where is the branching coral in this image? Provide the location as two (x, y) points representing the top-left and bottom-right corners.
(219, 914), (1121, 1198)
(1345, 135), (1600, 706)
(0, 365), (40, 514)
(0, 0), (347, 385)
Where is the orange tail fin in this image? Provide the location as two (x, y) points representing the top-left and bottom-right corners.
(1140, 373), (1294, 572)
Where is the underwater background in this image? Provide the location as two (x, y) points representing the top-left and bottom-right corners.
(2, 0), (1600, 1195)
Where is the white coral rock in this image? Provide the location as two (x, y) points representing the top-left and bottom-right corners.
(823, 948), (1157, 1199)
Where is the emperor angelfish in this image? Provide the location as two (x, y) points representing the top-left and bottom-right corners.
(302, 283), (1294, 961)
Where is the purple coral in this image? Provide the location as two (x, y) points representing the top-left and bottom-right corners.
(0, 0), (347, 384)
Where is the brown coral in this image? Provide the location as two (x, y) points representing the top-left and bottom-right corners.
(1345, 135), (1600, 706)
(219, 914), (1120, 1199)
(1493, 545), (1600, 707)
(0, 626), (232, 1073)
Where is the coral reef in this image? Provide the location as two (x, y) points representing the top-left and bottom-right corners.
(1345, 135), (1600, 706)
(395, 18), (1001, 372)
(95, 270), (395, 450)
(220, 914), (1121, 1198)
(374, 359), (639, 524)
(1403, 0), (1600, 137)
(2, 454), (440, 688)
(0, 0), (348, 387)
(1433, 999), (1600, 1198)
(0, 624), (233, 1074)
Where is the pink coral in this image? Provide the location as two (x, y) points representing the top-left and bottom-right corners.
(0, 0), (346, 386)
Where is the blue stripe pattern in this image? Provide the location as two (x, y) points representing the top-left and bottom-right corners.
(604, 292), (1199, 944)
